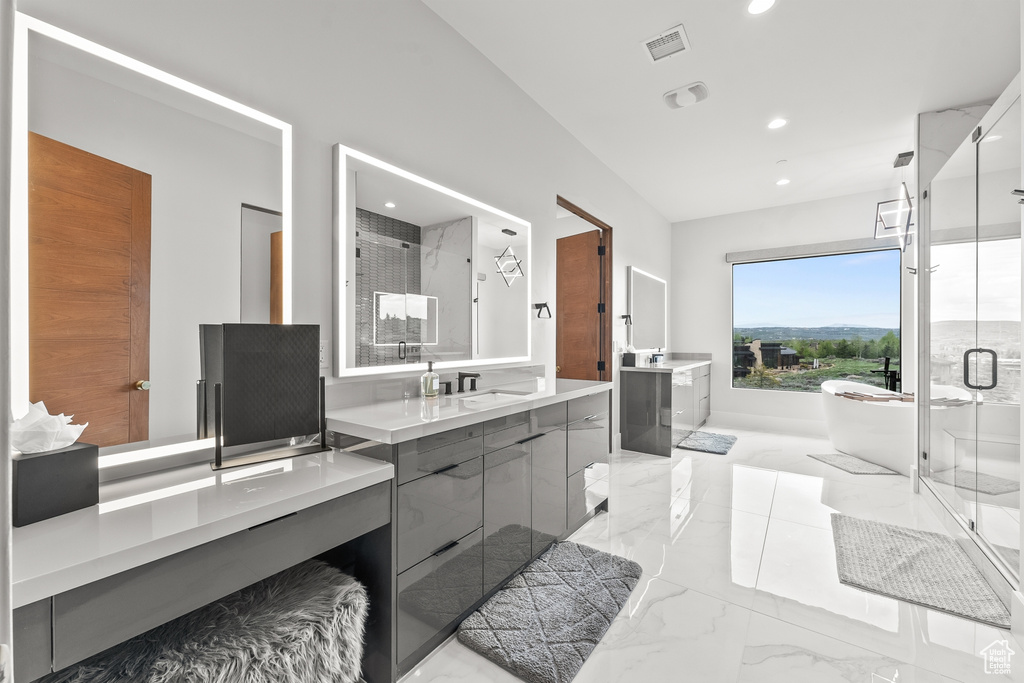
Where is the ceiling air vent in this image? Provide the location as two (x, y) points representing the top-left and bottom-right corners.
(643, 24), (691, 63)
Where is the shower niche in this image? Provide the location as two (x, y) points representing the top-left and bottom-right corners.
(921, 76), (1022, 586)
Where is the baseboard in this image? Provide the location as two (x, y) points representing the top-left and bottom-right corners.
(706, 411), (828, 438)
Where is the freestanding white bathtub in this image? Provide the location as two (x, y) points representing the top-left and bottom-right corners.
(821, 380), (916, 476)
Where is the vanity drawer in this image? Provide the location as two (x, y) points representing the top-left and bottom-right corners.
(397, 456), (483, 573)
(397, 429), (483, 485)
(568, 392), (610, 424)
(567, 411), (610, 476)
(51, 480), (391, 671)
(533, 403), (568, 434)
(483, 411), (531, 453)
(567, 466), (608, 529)
(695, 363), (710, 379)
(697, 373), (710, 400)
(397, 527), (483, 663)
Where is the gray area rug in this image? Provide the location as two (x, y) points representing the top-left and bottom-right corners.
(458, 541), (641, 683)
(676, 430), (737, 455)
(931, 467), (1020, 495)
(40, 560), (368, 683)
(808, 453), (899, 475)
(831, 514), (1010, 628)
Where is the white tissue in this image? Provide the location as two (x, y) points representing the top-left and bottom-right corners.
(11, 401), (88, 454)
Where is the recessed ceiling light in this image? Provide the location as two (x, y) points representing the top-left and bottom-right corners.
(776, 178), (790, 186)
(384, 202), (396, 208)
(748, 0), (776, 15)
(768, 118), (787, 129)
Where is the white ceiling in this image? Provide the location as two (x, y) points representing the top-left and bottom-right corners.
(423, 0), (1021, 223)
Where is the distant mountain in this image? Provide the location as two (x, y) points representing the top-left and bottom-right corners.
(734, 326), (900, 342)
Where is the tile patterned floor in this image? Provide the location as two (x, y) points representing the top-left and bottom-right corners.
(402, 427), (1021, 683)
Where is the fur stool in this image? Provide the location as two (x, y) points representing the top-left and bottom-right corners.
(39, 559), (368, 683)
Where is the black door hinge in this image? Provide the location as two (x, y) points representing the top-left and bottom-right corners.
(597, 361), (606, 372)
(922, 451), (928, 461)
(597, 245), (606, 256)
(597, 303), (606, 313)
(355, 247), (361, 258)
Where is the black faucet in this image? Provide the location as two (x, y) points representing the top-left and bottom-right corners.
(457, 372), (481, 393)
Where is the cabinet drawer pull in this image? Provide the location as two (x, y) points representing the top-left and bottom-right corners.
(583, 414), (600, 421)
(584, 462), (597, 470)
(247, 511), (297, 531)
(431, 463), (460, 475)
(431, 540), (460, 557)
(516, 433), (544, 445)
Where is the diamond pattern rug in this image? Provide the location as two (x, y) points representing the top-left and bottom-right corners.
(808, 453), (899, 475)
(457, 541), (641, 683)
(831, 514), (1010, 628)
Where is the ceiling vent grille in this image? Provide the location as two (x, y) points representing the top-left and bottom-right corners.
(643, 24), (691, 63)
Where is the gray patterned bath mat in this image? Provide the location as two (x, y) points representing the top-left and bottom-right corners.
(931, 467), (1020, 495)
(676, 430), (737, 455)
(831, 514), (1010, 628)
(458, 541), (641, 683)
(808, 453), (899, 475)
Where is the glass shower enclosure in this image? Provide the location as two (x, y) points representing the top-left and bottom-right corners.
(922, 89), (1022, 583)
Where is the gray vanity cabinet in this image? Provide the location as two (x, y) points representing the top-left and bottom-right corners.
(566, 393), (610, 529)
(480, 403), (566, 594)
(621, 363), (711, 456)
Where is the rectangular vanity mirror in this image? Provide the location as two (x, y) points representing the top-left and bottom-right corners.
(627, 266), (667, 351)
(334, 145), (531, 376)
(10, 15), (292, 459)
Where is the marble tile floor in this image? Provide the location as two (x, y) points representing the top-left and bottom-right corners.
(403, 427), (1021, 682)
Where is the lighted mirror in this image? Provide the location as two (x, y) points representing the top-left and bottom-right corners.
(10, 14), (292, 458)
(627, 266), (667, 351)
(333, 144), (531, 376)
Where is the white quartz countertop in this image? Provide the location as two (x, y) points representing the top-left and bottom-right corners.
(13, 451), (393, 608)
(326, 378), (612, 444)
(620, 359), (711, 373)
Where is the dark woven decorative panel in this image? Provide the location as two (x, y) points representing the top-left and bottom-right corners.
(200, 324), (320, 446)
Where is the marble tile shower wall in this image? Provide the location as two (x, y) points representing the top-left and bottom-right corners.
(355, 208), (422, 367)
(325, 364), (545, 411)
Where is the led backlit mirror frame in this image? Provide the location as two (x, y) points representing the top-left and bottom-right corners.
(333, 144), (532, 377)
(626, 266), (668, 351)
(9, 13), (293, 472)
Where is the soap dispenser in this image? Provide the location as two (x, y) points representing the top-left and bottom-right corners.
(421, 361), (439, 398)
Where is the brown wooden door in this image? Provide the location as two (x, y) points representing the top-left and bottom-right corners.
(556, 230), (603, 380)
(29, 132), (151, 447)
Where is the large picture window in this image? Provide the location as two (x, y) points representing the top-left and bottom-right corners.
(732, 250), (901, 392)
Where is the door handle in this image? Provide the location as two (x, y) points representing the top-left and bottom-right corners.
(134, 380), (151, 391)
(963, 348), (999, 390)
(398, 341), (407, 360)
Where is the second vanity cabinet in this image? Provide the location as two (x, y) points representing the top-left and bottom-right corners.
(621, 361), (711, 457)
(382, 389), (611, 674)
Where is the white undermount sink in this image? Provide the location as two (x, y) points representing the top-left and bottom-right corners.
(458, 389), (530, 409)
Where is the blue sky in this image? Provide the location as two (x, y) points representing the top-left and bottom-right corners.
(733, 250), (901, 328)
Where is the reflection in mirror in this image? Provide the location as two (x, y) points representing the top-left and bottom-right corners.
(11, 14), (292, 455)
(240, 205), (285, 324)
(627, 266), (667, 351)
(334, 145), (531, 375)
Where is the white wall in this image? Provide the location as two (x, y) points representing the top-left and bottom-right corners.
(672, 188), (911, 435)
(28, 56), (281, 441)
(17, 1), (672, 439)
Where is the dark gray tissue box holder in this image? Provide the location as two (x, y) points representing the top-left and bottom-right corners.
(13, 441), (99, 527)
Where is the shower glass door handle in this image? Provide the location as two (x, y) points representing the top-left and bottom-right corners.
(962, 348), (998, 390)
